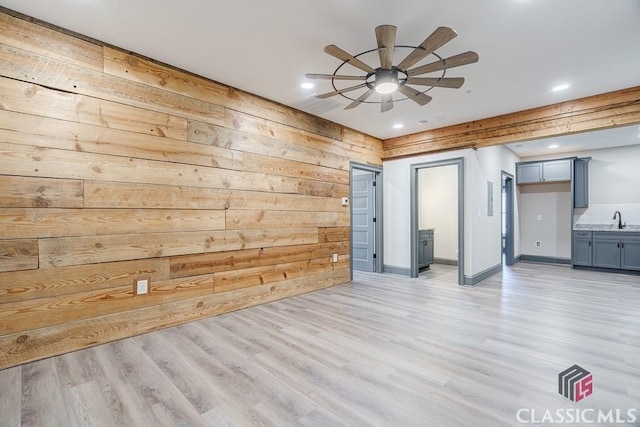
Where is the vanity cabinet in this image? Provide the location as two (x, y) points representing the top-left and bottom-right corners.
(572, 231), (592, 266)
(591, 232), (640, 271)
(516, 159), (572, 184)
(418, 229), (434, 269)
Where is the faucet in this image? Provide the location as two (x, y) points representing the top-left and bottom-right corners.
(613, 211), (623, 229)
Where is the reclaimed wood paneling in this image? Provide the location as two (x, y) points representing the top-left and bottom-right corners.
(0, 10), (103, 71)
(0, 259), (170, 304)
(0, 141), (298, 193)
(169, 242), (350, 278)
(0, 239), (38, 273)
(0, 10), (382, 368)
(0, 76), (187, 140)
(39, 229), (320, 268)
(226, 210), (349, 230)
(0, 175), (83, 208)
(0, 275), (213, 336)
(0, 208), (225, 239)
(214, 257), (349, 294)
(0, 270), (349, 369)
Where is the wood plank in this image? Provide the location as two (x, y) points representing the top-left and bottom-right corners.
(0, 10), (103, 71)
(39, 228), (320, 268)
(214, 258), (350, 294)
(0, 239), (38, 272)
(103, 47), (342, 140)
(241, 152), (348, 184)
(0, 141), (298, 193)
(0, 275), (213, 336)
(0, 110), (242, 171)
(319, 227), (350, 243)
(382, 86), (640, 158)
(189, 120), (351, 171)
(298, 179), (350, 198)
(0, 175), (83, 208)
(0, 208), (225, 239)
(0, 258), (170, 304)
(0, 43), (225, 126)
(170, 242), (350, 278)
(0, 269), (349, 369)
(103, 46), (227, 107)
(226, 110), (383, 166)
(226, 210), (349, 230)
(84, 181), (343, 212)
(0, 76), (187, 140)
(342, 127), (383, 152)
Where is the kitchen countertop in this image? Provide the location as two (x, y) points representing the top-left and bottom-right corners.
(574, 224), (640, 232)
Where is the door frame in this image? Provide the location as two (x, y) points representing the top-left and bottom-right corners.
(501, 171), (516, 266)
(410, 158), (465, 285)
(350, 162), (383, 279)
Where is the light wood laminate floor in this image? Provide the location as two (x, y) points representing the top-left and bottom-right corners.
(1, 263), (639, 426)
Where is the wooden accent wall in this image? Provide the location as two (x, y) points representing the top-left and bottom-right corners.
(0, 10), (382, 369)
(383, 86), (640, 159)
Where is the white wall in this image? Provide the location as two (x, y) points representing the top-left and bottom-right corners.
(518, 182), (572, 258)
(419, 165), (458, 261)
(383, 145), (519, 277)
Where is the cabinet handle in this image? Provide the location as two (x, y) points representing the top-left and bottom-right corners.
(621, 242), (624, 249)
(617, 242), (620, 248)
(588, 241), (591, 247)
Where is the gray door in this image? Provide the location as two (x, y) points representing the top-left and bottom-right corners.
(352, 171), (375, 272)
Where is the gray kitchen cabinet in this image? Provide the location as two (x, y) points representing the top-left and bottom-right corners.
(621, 235), (640, 271)
(573, 158), (589, 208)
(572, 231), (592, 266)
(418, 229), (434, 269)
(591, 232), (640, 271)
(516, 159), (572, 184)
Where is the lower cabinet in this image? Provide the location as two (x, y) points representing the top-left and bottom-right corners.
(572, 231), (592, 266)
(590, 232), (640, 271)
(418, 229), (434, 269)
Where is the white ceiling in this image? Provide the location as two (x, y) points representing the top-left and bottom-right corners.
(1, 0), (639, 141)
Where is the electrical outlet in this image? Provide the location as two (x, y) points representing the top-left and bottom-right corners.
(341, 197), (349, 207)
(537, 214), (542, 221)
(332, 253), (338, 263)
(134, 278), (149, 296)
(535, 241), (542, 248)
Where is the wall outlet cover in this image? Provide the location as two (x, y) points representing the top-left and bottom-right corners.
(134, 278), (150, 295)
(535, 241), (542, 248)
(332, 253), (338, 263)
(341, 197), (349, 207)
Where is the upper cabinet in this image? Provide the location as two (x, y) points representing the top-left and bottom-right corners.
(573, 158), (590, 208)
(516, 159), (572, 184)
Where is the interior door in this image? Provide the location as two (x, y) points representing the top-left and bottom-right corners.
(352, 171), (375, 272)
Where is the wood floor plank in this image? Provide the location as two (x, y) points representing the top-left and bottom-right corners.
(2, 263), (639, 426)
(0, 366), (21, 427)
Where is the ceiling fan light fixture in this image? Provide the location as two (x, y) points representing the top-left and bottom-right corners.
(374, 68), (399, 94)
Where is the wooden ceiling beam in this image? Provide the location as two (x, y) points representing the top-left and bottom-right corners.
(382, 86), (640, 159)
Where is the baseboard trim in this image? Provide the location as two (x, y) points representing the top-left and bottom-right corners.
(520, 255), (571, 265)
(383, 265), (411, 276)
(434, 258), (458, 266)
(463, 263), (502, 286)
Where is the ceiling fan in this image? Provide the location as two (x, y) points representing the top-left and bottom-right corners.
(306, 25), (479, 112)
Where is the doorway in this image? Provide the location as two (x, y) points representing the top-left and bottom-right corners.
(351, 163), (383, 276)
(410, 158), (464, 285)
(501, 171), (515, 266)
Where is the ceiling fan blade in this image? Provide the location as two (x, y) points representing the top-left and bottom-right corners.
(305, 73), (367, 81)
(397, 26), (457, 71)
(316, 83), (368, 99)
(324, 45), (376, 74)
(375, 25), (397, 69)
(398, 85), (432, 106)
(407, 51), (479, 76)
(345, 89), (375, 110)
(381, 93), (394, 112)
(406, 77), (465, 88)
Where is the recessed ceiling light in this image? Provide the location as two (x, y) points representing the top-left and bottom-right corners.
(548, 144), (559, 149)
(393, 123), (404, 129)
(552, 84), (570, 92)
(301, 82), (314, 89)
